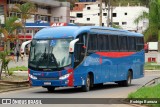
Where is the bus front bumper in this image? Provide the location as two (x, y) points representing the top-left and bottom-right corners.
(29, 79), (70, 87)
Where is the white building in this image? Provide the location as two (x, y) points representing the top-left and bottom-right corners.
(70, 2), (149, 33)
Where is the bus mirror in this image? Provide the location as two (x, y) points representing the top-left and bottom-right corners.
(69, 38), (79, 53)
(20, 40), (32, 54)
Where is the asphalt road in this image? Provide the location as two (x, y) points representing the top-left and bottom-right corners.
(0, 71), (159, 107)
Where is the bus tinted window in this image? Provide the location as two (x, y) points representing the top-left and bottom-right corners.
(110, 35), (119, 51)
(136, 37), (144, 51)
(119, 36), (127, 51)
(128, 37), (136, 51)
(98, 35), (103, 51)
(88, 34), (98, 52)
(98, 35), (109, 51)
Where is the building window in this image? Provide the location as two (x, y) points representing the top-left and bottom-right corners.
(112, 13), (117, 17)
(45, 16), (48, 21)
(113, 22), (119, 25)
(53, 17), (59, 22)
(26, 29), (32, 34)
(10, 12), (16, 17)
(87, 7), (91, 10)
(17, 13), (21, 18)
(70, 20), (75, 23)
(76, 13), (83, 18)
(125, 12), (127, 15)
(17, 29), (22, 34)
(41, 16), (45, 21)
(102, 23), (104, 26)
(98, 13), (100, 16)
(98, 4), (100, 7)
(87, 18), (90, 21)
(103, 13), (107, 16)
(122, 22), (127, 25)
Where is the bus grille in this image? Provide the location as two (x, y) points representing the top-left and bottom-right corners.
(38, 77), (58, 80)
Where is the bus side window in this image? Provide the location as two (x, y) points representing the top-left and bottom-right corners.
(128, 36), (136, 51)
(119, 36), (127, 51)
(109, 35), (119, 51)
(136, 37), (144, 51)
(98, 34), (109, 51)
(98, 34), (104, 51)
(88, 34), (98, 53)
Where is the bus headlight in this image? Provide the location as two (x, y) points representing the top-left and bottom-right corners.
(29, 74), (37, 80)
(59, 73), (72, 80)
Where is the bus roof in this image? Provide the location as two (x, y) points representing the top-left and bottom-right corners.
(33, 26), (143, 39)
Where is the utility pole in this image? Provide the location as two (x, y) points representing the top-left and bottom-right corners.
(110, 5), (113, 27)
(107, 0), (110, 27)
(99, 0), (102, 26)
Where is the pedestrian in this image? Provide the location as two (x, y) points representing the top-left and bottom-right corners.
(16, 51), (20, 62)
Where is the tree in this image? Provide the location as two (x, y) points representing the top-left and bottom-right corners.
(0, 51), (12, 79)
(12, 1), (36, 41)
(0, 16), (22, 79)
(112, 23), (122, 29)
(134, 0), (160, 42)
(0, 16), (22, 51)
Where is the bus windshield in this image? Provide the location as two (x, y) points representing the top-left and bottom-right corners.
(29, 39), (72, 70)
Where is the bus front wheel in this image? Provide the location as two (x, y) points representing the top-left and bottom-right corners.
(46, 86), (55, 92)
(82, 74), (91, 92)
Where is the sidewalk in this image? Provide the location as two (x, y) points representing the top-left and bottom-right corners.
(8, 56), (28, 68)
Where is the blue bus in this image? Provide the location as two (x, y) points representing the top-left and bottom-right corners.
(28, 26), (144, 92)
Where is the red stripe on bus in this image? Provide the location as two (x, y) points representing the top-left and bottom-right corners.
(67, 69), (74, 87)
(96, 52), (135, 58)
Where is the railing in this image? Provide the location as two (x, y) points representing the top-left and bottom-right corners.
(142, 77), (160, 87)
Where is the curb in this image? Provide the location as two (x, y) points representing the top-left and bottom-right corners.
(145, 70), (160, 72)
(0, 80), (30, 93)
(0, 86), (31, 93)
(0, 80), (29, 83)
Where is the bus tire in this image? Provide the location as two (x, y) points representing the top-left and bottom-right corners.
(118, 71), (132, 87)
(47, 86), (55, 92)
(82, 74), (91, 92)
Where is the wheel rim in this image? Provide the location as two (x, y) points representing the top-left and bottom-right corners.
(128, 75), (131, 85)
(87, 77), (90, 88)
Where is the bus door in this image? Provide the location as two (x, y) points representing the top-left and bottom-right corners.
(74, 33), (87, 68)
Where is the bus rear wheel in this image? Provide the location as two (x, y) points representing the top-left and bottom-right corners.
(46, 86), (55, 92)
(118, 71), (132, 87)
(82, 74), (91, 92)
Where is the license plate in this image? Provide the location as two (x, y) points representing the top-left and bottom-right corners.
(44, 82), (51, 85)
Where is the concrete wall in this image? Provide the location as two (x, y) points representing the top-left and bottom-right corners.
(51, 6), (70, 23)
